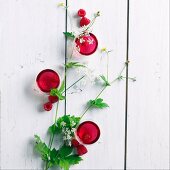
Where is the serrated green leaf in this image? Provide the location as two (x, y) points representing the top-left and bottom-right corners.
(59, 159), (70, 170)
(65, 155), (83, 165)
(50, 88), (65, 100)
(49, 148), (59, 164)
(65, 62), (86, 69)
(34, 135), (50, 161)
(59, 154), (82, 170)
(100, 75), (111, 86)
(58, 145), (73, 158)
(95, 98), (103, 104)
(88, 98), (109, 109)
(63, 32), (75, 39)
(48, 124), (60, 135)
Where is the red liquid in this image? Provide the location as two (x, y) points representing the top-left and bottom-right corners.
(36, 69), (60, 93)
(75, 33), (98, 56)
(77, 121), (100, 144)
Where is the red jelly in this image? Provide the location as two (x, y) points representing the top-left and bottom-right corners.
(77, 121), (100, 144)
(75, 33), (98, 56)
(36, 69), (60, 93)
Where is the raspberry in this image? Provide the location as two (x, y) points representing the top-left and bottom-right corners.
(71, 139), (80, 147)
(78, 9), (86, 17)
(76, 145), (88, 156)
(43, 102), (53, 111)
(48, 95), (59, 103)
(80, 17), (90, 27)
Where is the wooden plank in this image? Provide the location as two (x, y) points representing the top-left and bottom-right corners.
(0, 0), (65, 169)
(127, 0), (169, 169)
(66, 0), (127, 169)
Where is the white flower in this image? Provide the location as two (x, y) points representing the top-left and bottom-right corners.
(67, 141), (72, 146)
(61, 121), (66, 127)
(71, 121), (76, 127)
(71, 128), (76, 132)
(63, 136), (67, 140)
(66, 134), (72, 140)
(67, 130), (71, 135)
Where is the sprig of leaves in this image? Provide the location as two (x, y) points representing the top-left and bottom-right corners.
(59, 155), (82, 170)
(63, 32), (75, 39)
(34, 135), (50, 161)
(50, 88), (65, 100)
(88, 98), (109, 109)
(100, 75), (111, 86)
(50, 80), (65, 100)
(34, 135), (82, 170)
(65, 62), (86, 69)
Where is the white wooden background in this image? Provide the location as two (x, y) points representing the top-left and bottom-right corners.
(0, 0), (169, 169)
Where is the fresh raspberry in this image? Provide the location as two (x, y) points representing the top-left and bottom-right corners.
(48, 95), (59, 103)
(71, 139), (80, 147)
(78, 9), (86, 17)
(76, 145), (88, 156)
(80, 17), (90, 27)
(43, 102), (53, 111)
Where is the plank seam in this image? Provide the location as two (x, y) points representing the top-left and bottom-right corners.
(64, 0), (68, 115)
(124, 0), (130, 169)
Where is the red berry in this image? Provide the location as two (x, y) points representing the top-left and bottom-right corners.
(48, 96), (59, 103)
(43, 102), (53, 111)
(80, 17), (90, 27)
(78, 9), (86, 17)
(76, 145), (88, 156)
(71, 139), (80, 147)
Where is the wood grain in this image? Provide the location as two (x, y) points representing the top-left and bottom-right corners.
(0, 0), (169, 169)
(127, 0), (169, 169)
(66, 0), (127, 169)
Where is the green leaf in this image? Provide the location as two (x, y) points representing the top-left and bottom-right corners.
(58, 145), (73, 158)
(63, 32), (75, 39)
(50, 88), (65, 100)
(34, 135), (50, 161)
(57, 115), (80, 129)
(49, 148), (59, 165)
(59, 155), (82, 170)
(100, 75), (111, 86)
(48, 124), (60, 135)
(59, 80), (65, 93)
(88, 98), (109, 109)
(45, 148), (60, 168)
(65, 155), (83, 165)
(65, 62), (86, 69)
(59, 159), (70, 170)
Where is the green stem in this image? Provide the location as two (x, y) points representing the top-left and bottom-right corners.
(63, 75), (85, 93)
(119, 64), (126, 76)
(80, 86), (107, 119)
(106, 52), (109, 81)
(84, 16), (97, 32)
(49, 102), (60, 149)
(45, 102), (60, 170)
(120, 76), (136, 81)
(54, 102), (60, 124)
(80, 64), (128, 119)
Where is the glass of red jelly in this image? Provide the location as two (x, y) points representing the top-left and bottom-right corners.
(36, 69), (60, 93)
(77, 121), (100, 144)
